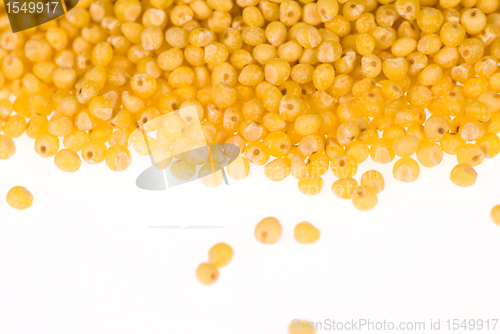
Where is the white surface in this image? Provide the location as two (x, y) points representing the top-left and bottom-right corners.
(1, 134), (500, 334)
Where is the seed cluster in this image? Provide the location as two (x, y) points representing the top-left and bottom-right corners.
(0, 0), (500, 213)
(196, 242), (233, 285)
(255, 216), (320, 243)
(197, 218), (318, 284)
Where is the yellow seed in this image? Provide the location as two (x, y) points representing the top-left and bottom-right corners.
(264, 158), (290, 182)
(54, 149), (82, 173)
(105, 146), (132, 172)
(459, 120), (485, 142)
(395, 0), (420, 20)
(346, 141), (369, 163)
(48, 117), (73, 137)
(360, 170), (385, 193)
(6, 186), (33, 210)
(255, 217), (282, 244)
(211, 83), (237, 108)
(170, 159), (196, 180)
(0, 135), (16, 159)
(294, 114), (322, 136)
(416, 139), (443, 167)
(298, 175), (324, 196)
(208, 243), (233, 267)
(337, 120), (359, 146)
(227, 156), (250, 180)
(152, 144), (173, 170)
(313, 64), (335, 90)
(331, 155), (358, 178)
(35, 134), (60, 158)
(289, 154), (307, 179)
(370, 138), (395, 164)
(457, 143), (484, 167)
(307, 153), (329, 176)
(352, 186), (378, 211)
(392, 135), (420, 157)
(294, 222), (320, 244)
(393, 157), (420, 183)
(3, 115), (26, 138)
(490, 205), (500, 226)
(82, 140), (107, 164)
(476, 133), (500, 158)
(196, 263), (219, 285)
(265, 58), (290, 85)
(133, 135), (159, 156)
(332, 178), (358, 199)
(450, 164), (477, 187)
(198, 163), (225, 188)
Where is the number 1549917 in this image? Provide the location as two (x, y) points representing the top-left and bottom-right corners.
(446, 319), (498, 331)
(6, 1), (59, 14)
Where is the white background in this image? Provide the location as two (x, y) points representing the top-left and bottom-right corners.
(1, 134), (500, 334)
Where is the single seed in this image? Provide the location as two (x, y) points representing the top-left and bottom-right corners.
(491, 205), (500, 226)
(294, 222), (320, 244)
(352, 185), (377, 211)
(6, 186), (33, 210)
(450, 164), (477, 187)
(196, 263), (219, 285)
(255, 217), (282, 244)
(208, 243), (233, 267)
